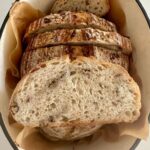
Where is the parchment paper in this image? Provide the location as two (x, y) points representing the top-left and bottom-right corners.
(9, 1), (43, 77)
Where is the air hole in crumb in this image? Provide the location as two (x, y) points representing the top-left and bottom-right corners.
(91, 119), (95, 123)
(100, 97), (104, 100)
(36, 112), (39, 116)
(73, 88), (76, 92)
(51, 103), (56, 109)
(78, 63), (82, 66)
(98, 90), (102, 94)
(128, 79), (132, 82)
(70, 71), (76, 76)
(11, 104), (19, 114)
(26, 97), (30, 103)
(100, 109), (104, 113)
(101, 64), (107, 68)
(85, 111), (88, 114)
(72, 99), (76, 104)
(117, 100), (121, 103)
(98, 66), (103, 70)
(99, 83), (103, 88)
(34, 84), (38, 87)
(77, 88), (83, 95)
(133, 111), (138, 116)
(26, 117), (30, 122)
(55, 99), (59, 103)
(93, 68), (98, 73)
(93, 102), (98, 110)
(52, 62), (59, 65)
(115, 74), (121, 78)
(62, 116), (69, 122)
(115, 88), (119, 95)
(84, 80), (88, 85)
(44, 18), (51, 23)
(112, 101), (117, 106)
(85, 105), (87, 109)
(125, 111), (131, 117)
(29, 110), (35, 114)
(90, 88), (92, 95)
(78, 103), (81, 109)
(48, 116), (54, 122)
(72, 78), (76, 85)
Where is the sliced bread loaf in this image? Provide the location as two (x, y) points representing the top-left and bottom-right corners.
(27, 28), (132, 54)
(10, 57), (141, 140)
(51, 0), (110, 17)
(20, 46), (129, 76)
(24, 11), (116, 39)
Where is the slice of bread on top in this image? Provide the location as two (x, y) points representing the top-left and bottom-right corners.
(27, 28), (132, 54)
(51, 0), (110, 17)
(20, 46), (129, 77)
(10, 57), (141, 141)
(24, 11), (116, 39)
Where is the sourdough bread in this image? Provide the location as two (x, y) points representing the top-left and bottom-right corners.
(27, 28), (132, 54)
(51, 0), (110, 17)
(24, 11), (117, 39)
(20, 46), (129, 76)
(10, 57), (141, 140)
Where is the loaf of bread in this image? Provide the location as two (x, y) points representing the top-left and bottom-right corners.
(10, 57), (141, 141)
(24, 11), (117, 39)
(27, 28), (132, 54)
(20, 46), (129, 76)
(51, 0), (110, 17)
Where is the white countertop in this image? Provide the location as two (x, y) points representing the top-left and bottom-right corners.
(0, 0), (150, 150)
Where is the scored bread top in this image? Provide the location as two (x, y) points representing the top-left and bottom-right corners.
(27, 28), (132, 54)
(51, 0), (110, 17)
(10, 57), (141, 140)
(20, 46), (129, 77)
(24, 11), (117, 39)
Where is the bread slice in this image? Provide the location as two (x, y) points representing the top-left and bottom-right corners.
(10, 57), (141, 141)
(93, 46), (129, 70)
(24, 11), (117, 39)
(51, 0), (110, 17)
(20, 46), (129, 76)
(27, 28), (132, 54)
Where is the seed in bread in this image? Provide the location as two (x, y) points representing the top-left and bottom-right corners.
(10, 57), (141, 140)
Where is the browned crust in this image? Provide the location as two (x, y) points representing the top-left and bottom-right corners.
(27, 28), (132, 54)
(24, 11), (117, 39)
(20, 46), (129, 77)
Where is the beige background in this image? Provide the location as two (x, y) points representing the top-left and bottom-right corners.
(0, 0), (150, 150)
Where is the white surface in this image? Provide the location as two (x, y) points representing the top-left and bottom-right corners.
(0, 0), (150, 150)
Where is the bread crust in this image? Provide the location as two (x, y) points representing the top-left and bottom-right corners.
(27, 28), (132, 54)
(24, 11), (116, 39)
(10, 57), (141, 141)
(51, 0), (110, 17)
(20, 46), (129, 77)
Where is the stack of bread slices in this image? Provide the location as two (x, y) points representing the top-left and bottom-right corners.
(9, 1), (141, 141)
